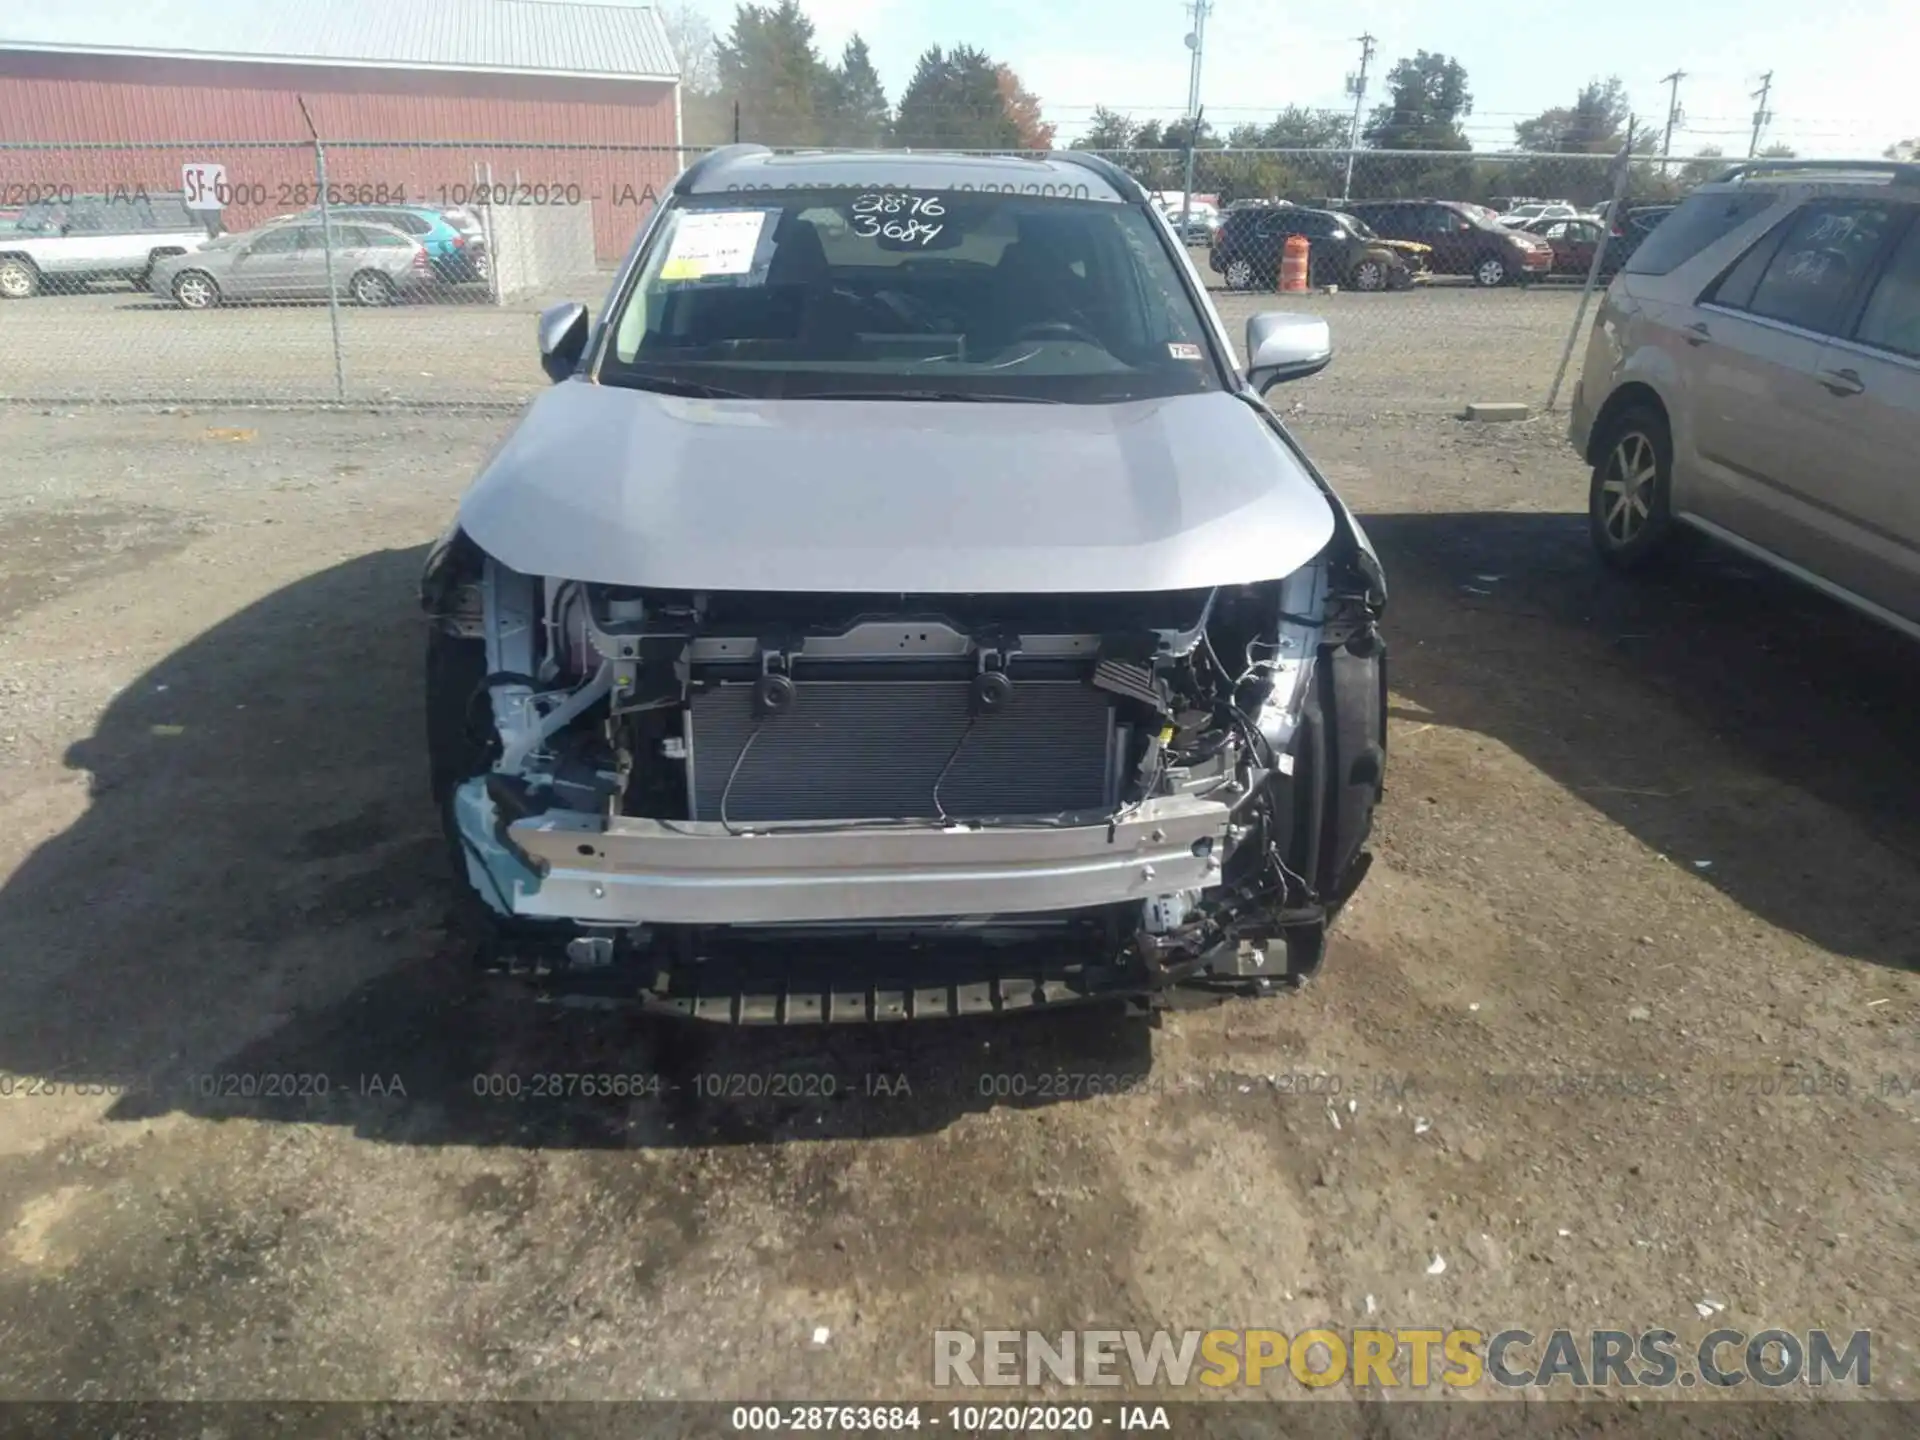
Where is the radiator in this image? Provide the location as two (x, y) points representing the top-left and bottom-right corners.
(686, 679), (1117, 823)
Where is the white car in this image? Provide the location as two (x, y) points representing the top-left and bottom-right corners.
(1499, 201), (1581, 227)
(0, 192), (211, 299)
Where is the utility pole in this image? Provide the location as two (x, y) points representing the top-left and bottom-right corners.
(1748, 71), (1774, 157)
(1341, 32), (1377, 202)
(1659, 69), (1686, 175)
(1178, 0), (1211, 234)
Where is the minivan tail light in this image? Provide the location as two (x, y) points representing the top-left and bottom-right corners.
(412, 246), (429, 270)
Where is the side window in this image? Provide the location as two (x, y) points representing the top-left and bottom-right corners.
(63, 200), (111, 234)
(1704, 218), (1791, 311)
(249, 227), (301, 254)
(1854, 214), (1920, 361)
(1741, 201), (1900, 335)
(150, 196), (195, 230)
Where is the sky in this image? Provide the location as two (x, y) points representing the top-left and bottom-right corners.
(681, 0), (1916, 157)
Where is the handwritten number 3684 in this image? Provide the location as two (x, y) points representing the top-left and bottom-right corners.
(851, 215), (944, 244)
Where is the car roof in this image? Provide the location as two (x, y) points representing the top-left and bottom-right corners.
(1691, 159), (1920, 202)
(676, 144), (1140, 204)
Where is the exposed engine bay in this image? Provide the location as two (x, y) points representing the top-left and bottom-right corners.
(422, 529), (1386, 1022)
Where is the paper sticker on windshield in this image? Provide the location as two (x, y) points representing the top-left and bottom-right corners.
(660, 209), (768, 280)
(1168, 342), (1203, 361)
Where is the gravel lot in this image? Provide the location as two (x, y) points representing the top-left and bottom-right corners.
(1, 264), (1588, 416)
(0, 395), (1915, 1416)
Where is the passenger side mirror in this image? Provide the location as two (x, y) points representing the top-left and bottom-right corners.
(538, 301), (590, 384)
(1245, 312), (1332, 393)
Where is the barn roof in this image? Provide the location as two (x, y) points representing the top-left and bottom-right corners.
(0, 0), (680, 83)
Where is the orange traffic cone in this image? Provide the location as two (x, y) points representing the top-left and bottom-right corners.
(1280, 234), (1310, 292)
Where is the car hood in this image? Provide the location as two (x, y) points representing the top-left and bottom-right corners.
(1373, 239), (1431, 258)
(458, 382), (1337, 594)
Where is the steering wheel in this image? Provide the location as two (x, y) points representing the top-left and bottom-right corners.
(1007, 319), (1104, 347)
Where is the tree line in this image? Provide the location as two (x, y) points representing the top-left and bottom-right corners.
(656, 8), (1835, 209)
(661, 0), (1051, 152)
(1077, 55), (1801, 208)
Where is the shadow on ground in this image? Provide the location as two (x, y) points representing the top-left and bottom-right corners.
(1366, 508), (1920, 976)
(2, 509), (1912, 1153)
(0, 547), (1151, 1151)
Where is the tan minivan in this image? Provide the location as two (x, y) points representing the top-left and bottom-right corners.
(1569, 160), (1920, 640)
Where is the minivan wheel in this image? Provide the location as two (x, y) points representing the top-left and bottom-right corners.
(1474, 255), (1509, 287)
(1590, 405), (1681, 570)
(1351, 257), (1388, 292)
(0, 256), (39, 299)
(172, 271), (219, 310)
(1223, 257), (1256, 291)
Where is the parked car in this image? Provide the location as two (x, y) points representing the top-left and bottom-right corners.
(150, 218), (434, 308)
(1210, 203), (1428, 291)
(1499, 201), (1581, 227)
(420, 145), (1389, 1020)
(1343, 199), (1553, 286)
(300, 204), (491, 284)
(1521, 214), (1619, 276)
(0, 192), (210, 299)
(1155, 197), (1221, 244)
(1571, 158), (1920, 639)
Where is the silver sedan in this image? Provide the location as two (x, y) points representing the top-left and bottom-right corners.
(149, 219), (433, 308)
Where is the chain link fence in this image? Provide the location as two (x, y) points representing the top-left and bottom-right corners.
(0, 138), (1714, 411)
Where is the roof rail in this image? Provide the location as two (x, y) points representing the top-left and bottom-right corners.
(1711, 158), (1920, 186)
(673, 143), (774, 196)
(1048, 150), (1149, 202)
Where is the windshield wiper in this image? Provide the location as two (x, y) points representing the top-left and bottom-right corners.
(607, 373), (752, 399)
(785, 389), (1064, 404)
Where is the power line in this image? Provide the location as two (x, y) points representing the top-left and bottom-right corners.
(1341, 32), (1377, 200)
(1748, 71), (1774, 157)
(1177, 0), (1211, 228)
(1659, 69), (1686, 170)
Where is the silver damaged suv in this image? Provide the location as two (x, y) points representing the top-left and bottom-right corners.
(420, 146), (1389, 1022)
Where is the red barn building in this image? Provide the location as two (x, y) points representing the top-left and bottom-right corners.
(0, 0), (683, 261)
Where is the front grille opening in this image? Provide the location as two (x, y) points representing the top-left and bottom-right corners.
(687, 679), (1117, 823)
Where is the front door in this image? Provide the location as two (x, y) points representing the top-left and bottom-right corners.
(1686, 198), (1906, 579)
(226, 225), (305, 300)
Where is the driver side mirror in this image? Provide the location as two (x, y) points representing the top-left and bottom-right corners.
(1245, 312), (1332, 393)
(538, 301), (590, 384)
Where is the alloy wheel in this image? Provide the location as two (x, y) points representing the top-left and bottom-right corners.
(0, 260), (35, 299)
(1475, 257), (1507, 287)
(1354, 260), (1385, 292)
(1599, 430), (1659, 546)
(1225, 258), (1254, 290)
(174, 273), (215, 309)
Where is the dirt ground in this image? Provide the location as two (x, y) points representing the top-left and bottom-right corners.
(0, 397), (1915, 1414)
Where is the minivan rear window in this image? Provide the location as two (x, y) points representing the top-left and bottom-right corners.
(1623, 190), (1776, 276)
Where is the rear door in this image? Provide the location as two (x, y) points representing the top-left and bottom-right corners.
(42, 198), (120, 278)
(1417, 205), (1477, 274)
(1685, 197), (1906, 575)
(227, 224), (306, 299)
(1805, 207), (1920, 624)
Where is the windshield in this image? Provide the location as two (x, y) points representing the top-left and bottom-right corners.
(603, 190), (1222, 403)
(1335, 213), (1375, 239)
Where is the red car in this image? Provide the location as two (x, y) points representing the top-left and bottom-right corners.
(1521, 215), (1617, 277)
